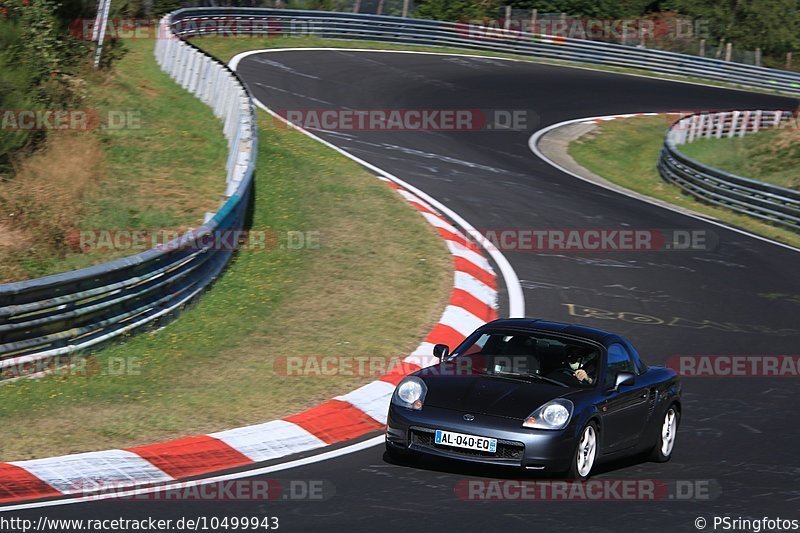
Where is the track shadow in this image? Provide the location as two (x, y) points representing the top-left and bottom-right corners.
(382, 449), (654, 480)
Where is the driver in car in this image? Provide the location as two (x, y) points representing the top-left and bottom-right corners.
(567, 348), (597, 385)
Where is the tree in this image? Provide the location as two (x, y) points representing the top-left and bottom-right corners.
(415, 0), (502, 21)
(665, 0), (800, 55)
(507, 0), (656, 18)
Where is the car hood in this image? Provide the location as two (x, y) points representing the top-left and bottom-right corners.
(418, 370), (575, 419)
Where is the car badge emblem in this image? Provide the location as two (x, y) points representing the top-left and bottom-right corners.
(463, 414), (475, 421)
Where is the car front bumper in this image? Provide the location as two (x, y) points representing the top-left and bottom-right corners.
(386, 404), (576, 472)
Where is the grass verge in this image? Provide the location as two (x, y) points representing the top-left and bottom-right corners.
(0, 38), (228, 281)
(679, 128), (799, 191)
(568, 116), (800, 248)
(0, 42), (452, 460)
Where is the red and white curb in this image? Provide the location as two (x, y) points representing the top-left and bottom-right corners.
(0, 178), (499, 505)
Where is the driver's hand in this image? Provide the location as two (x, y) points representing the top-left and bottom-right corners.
(575, 369), (592, 383)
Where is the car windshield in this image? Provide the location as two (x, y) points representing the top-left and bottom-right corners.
(453, 331), (600, 388)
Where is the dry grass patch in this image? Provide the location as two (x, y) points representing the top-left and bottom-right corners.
(0, 38), (228, 281)
(0, 133), (105, 281)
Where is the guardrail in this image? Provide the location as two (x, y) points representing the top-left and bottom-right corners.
(658, 110), (800, 231)
(0, 14), (257, 374)
(169, 7), (800, 96)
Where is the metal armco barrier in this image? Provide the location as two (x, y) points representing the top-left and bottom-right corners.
(658, 110), (800, 231)
(0, 14), (257, 372)
(168, 7), (800, 96)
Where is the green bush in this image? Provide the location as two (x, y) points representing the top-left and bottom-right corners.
(0, 19), (40, 167)
(415, 0), (501, 21)
(0, 0), (97, 164)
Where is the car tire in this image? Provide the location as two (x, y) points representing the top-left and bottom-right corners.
(566, 421), (598, 480)
(649, 405), (679, 463)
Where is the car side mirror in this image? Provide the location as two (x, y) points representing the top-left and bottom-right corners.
(614, 372), (635, 390)
(433, 343), (450, 361)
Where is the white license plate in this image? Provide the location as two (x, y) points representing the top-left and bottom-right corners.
(434, 429), (497, 453)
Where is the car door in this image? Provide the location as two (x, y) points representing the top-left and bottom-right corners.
(598, 343), (650, 454)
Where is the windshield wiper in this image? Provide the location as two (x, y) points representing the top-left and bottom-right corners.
(494, 371), (569, 388)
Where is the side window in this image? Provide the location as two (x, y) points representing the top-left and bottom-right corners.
(623, 340), (647, 374)
(605, 343), (635, 387)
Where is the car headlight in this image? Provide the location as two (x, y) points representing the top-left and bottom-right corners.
(522, 399), (574, 430)
(392, 376), (428, 410)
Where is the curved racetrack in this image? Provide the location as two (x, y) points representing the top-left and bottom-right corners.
(9, 51), (799, 531)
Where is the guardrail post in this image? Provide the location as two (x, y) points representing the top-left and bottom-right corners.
(211, 68), (225, 117)
(164, 35), (177, 74)
(739, 111), (751, 137)
(728, 111), (739, 137)
(185, 50), (199, 90)
(188, 52), (201, 94)
(226, 112), (246, 180)
(678, 119), (688, 144)
(715, 112), (725, 138)
(177, 45), (189, 86)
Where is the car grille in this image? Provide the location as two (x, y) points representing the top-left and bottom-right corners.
(409, 426), (525, 461)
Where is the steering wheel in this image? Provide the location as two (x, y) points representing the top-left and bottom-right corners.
(545, 368), (579, 383)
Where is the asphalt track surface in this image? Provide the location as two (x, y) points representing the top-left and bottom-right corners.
(8, 51), (800, 532)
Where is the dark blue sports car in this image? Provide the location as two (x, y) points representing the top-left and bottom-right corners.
(385, 319), (681, 479)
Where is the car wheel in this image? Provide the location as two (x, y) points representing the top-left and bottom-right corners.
(567, 422), (598, 480)
(649, 406), (679, 463)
